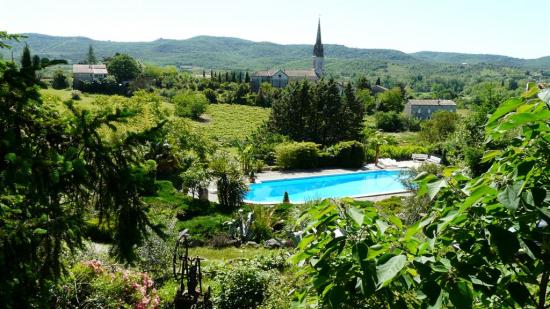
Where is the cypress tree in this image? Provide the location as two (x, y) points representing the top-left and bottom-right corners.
(32, 55), (41, 70)
(87, 45), (97, 64)
(375, 77), (381, 86)
(218, 72), (222, 83)
(210, 69), (214, 79)
(238, 72), (243, 83)
(20, 44), (32, 71)
(245, 71), (250, 83)
(203, 70), (206, 78)
(225, 72), (229, 82)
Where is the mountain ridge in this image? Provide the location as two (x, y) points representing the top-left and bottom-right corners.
(2, 33), (549, 74)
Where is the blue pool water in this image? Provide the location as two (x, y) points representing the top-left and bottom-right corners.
(245, 170), (407, 204)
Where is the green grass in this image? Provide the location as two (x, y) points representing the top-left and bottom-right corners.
(190, 104), (270, 146)
(41, 88), (99, 106)
(188, 247), (286, 264)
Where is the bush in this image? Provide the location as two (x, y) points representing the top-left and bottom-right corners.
(374, 111), (405, 132)
(53, 261), (160, 308)
(275, 142), (320, 169)
(173, 91), (208, 119)
(71, 90), (82, 100)
(210, 153), (248, 212)
(84, 218), (114, 243)
(326, 140), (366, 168)
(203, 88), (217, 103)
(378, 144), (429, 161)
(215, 263), (272, 309)
(176, 214), (231, 242)
(52, 69), (69, 89)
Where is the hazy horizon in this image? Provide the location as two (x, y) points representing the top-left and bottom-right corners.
(2, 0), (549, 59)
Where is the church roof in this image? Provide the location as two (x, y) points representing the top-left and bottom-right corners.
(252, 69), (285, 77)
(285, 69), (319, 80)
(313, 19), (324, 58)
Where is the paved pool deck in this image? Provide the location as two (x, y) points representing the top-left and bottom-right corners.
(207, 160), (421, 204)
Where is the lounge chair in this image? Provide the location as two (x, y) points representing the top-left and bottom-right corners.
(378, 158), (398, 169)
(427, 155), (442, 164)
(412, 153), (428, 161)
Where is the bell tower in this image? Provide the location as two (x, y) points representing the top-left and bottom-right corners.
(313, 19), (324, 77)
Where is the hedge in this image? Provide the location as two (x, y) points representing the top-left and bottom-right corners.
(275, 142), (320, 169)
(326, 141), (366, 168)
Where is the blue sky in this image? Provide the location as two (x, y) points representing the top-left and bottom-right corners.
(1, 0), (549, 58)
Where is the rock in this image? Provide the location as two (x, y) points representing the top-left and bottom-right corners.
(264, 238), (282, 249)
(281, 239), (294, 248)
(272, 220), (285, 231)
(245, 241), (260, 248)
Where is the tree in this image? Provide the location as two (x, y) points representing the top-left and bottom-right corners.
(0, 40), (165, 306)
(86, 45), (97, 64)
(20, 44), (33, 75)
(375, 77), (381, 86)
(357, 88), (376, 114)
(341, 83), (365, 140)
(51, 69), (69, 89)
(356, 75), (371, 90)
(106, 53), (141, 82)
(419, 110), (459, 144)
(245, 71), (250, 83)
(376, 87), (404, 113)
(363, 129), (396, 164)
(209, 152), (247, 212)
(173, 91), (208, 119)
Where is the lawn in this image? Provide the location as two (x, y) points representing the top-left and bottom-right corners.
(41, 88), (99, 107)
(190, 104), (270, 146)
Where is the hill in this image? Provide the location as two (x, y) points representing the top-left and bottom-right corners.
(3, 33), (550, 78)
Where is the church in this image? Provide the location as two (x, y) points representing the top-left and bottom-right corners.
(250, 20), (325, 91)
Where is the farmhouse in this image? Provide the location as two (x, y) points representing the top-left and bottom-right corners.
(251, 20), (324, 91)
(72, 64), (108, 83)
(404, 99), (457, 120)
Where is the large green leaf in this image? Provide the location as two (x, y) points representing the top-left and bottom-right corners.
(486, 97), (523, 127)
(497, 183), (522, 211)
(507, 282), (532, 307)
(376, 254), (407, 288)
(449, 280), (473, 309)
(488, 225), (520, 262)
(427, 179), (447, 200)
(347, 206), (365, 226)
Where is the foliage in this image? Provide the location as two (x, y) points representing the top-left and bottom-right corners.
(293, 88), (550, 308)
(53, 260), (160, 308)
(214, 261), (273, 309)
(180, 162), (211, 198)
(419, 110), (460, 144)
(275, 142), (320, 169)
(376, 87), (405, 113)
(0, 46), (165, 306)
(86, 45), (97, 65)
(269, 80), (365, 146)
(374, 111), (406, 132)
(325, 140), (366, 168)
(210, 152), (247, 212)
(51, 69), (69, 89)
(173, 90), (208, 119)
(107, 53), (141, 82)
(176, 214), (231, 243)
(244, 123), (288, 165)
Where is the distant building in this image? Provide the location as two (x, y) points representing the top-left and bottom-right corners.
(371, 84), (388, 95)
(72, 64), (108, 83)
(404, 99), (457, 120)
(251, 20), (324, 91)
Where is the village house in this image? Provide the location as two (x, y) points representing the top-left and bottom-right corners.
(72, 64), (108, 83)
(404, 99), (457, 120)
(251, 20), (324, 91)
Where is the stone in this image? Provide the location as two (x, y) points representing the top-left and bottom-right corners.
(264, 238), (282, 249)
(245, 241), (260, 248)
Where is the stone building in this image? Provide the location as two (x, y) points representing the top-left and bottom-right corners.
(251, 20), (324, 91)
(404, 99), (457, 120)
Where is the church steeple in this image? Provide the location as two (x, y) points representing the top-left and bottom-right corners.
(313, 19), (324, 57)
(313, 18), (324, 77)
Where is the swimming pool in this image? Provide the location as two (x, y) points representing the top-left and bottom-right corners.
(245, 169), (407, 204)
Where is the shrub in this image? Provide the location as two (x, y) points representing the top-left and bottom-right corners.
(52, 69), (69, 89)
(378, 144), (429, 161)
(326, 140), (366, 168)
(275, 142), (320, 169)
(210, 153), (248, 212)
(84, 218), (114, 243)
(176, 214), (231, 241)
(215, 263), (272, 309)
(173, 91), (208, 119)
(374, 111), (405, 132)
(53, 261), (160, 308)
(71, 90), (82, 100)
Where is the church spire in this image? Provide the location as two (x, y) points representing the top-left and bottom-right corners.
(313, 18), (324, 58)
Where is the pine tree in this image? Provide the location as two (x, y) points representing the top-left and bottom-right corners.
(20, 44), (32, 71)
(32, 55), (41, 70)
(210, 69), (214, 79)
(342, 83), (365, 140)
(87, 45), (97, 64)
(245, 71), (250, 83)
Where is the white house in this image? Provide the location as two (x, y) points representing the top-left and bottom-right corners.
(72, 64), (108, 83)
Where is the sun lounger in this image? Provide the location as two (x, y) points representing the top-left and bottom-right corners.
(378, 158), (398, 169)
(427, 155), (441, 164)
(412, 153), (428, 161)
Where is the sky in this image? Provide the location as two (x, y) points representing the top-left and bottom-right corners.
(1, 0), (549, 59)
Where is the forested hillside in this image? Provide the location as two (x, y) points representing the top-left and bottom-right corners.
(3, 33), (550, 78)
